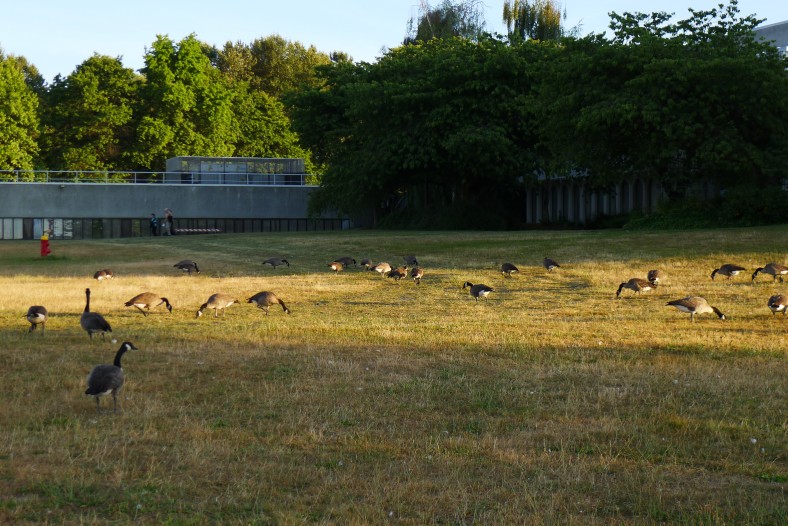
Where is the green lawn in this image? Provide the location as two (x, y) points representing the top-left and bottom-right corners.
(0, 227), (785, 524)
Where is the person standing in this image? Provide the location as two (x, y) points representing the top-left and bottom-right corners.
(164, 208), (174, 235)
(149, 213), (159, 236)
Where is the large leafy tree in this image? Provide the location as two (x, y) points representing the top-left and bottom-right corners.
(405, 1), (486, 44)
(40, 54), (140, 172)
(502, 0), (565, 42)
(0, 51), (40, 171)
(231, 82), (314, 165)
(534, 0), (788, 195)
(290, 37), (542, 227)
(130, 34), (238, 170)
(217, 35), (332, 99)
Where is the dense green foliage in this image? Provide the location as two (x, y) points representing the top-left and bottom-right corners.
(288, 1), (788, 227)
(40, 55), (140, 172)
(0, 51), (40, 170)
(405, 0), (487, 44)
(2, 34), (325, 174)
(1, 1), (786, 229)
(503, 0), (565, 41)
(290, 37), (546, 227)
(537, 4), (788, 197)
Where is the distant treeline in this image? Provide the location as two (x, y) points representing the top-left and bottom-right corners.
(1, 1), (786, 228)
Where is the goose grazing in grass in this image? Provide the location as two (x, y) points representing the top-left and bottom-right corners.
(93, 269), (114, 281)
(196, 293), (239, 318)
(463, 281), (494, 302)
(666, 296), (726, 322)
(711, 263), (746, 280)
(334, 257), (356, 267)
(124, 292), (172, 316)
(371, 262), (391, 277)
(411, 266), (424, 285)
(327, 261), (344, 273)
(263, 257), (290, 268)
(26, 305), (48, 334)
(174, 260), (200, 275)
(247, 291), (291, 315)
(647, 269), (665, 286)
(543, 258), (560, 272)
(616, 278), (657, 298)
(360, 258), (374, 270)
(403, 255), (419, 266)
(752, 263), (788, 283)
(387, 266), (408, 282)
(85, 341), (137, 413)
(767, 294), (787, 316)
(501, 263), (519, 277)
(80, 288), (112, 339)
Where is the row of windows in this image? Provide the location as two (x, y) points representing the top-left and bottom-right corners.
(0, 218), (346, 240)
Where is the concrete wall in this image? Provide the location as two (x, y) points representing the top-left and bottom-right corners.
(0, 183), (316, 219)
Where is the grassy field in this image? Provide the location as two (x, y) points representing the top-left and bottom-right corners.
(0, 227), (785, 525)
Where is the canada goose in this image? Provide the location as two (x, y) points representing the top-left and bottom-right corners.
(26, 305), (48, 333)
(616, 278), (657, 298)
(711, 263), (746, 280)
(543, 258), (560, 272)
(263, 258), (290, 268)
(403, 255), (419, 266)
(247, 291), (291, 315)
(360, 258), (374, 270)
(174, 260), (200, 275)
(371, 262), (391, 276)
(666, 296), (726, 322)
(411, 266), (424, 285)
(93, 269), (113, 281)
(85, 341), (138, 413)
(328, 261), (344, 273)
(388, 266), (408, 282)
(124, 292), (172, 316)
(501, 263), (519, 277)
(334, 257), (356, 267)
(752, 263), (788, 283)
(767, 294), (787, 316)
(463, 281), (494, 302)
(80, 288), (112, 339)
(196, 293), (239, 318)
(647, 269), (665, 286)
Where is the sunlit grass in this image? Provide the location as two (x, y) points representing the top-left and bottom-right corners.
(0, 227), (785, 524)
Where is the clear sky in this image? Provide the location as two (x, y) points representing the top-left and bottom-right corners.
(1, 1), (784, 83)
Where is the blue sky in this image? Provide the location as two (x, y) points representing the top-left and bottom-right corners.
(1, 1), (784, 82)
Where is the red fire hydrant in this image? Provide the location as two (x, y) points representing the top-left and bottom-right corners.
(40, 230), (51, 257)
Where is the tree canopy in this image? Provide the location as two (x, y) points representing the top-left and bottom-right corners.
(0, 51), (40, 171)
(0, 0), (785, 229)
(40, 54), (140, 172)
(288, 0), (788, 227)
(535, 1), (788, 195)
(405, 1), (487, 44)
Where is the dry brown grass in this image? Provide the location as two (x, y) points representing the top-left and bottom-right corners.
(0, 227), (785, 524)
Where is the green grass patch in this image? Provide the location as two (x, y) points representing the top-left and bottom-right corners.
(0, 227), (785, 524)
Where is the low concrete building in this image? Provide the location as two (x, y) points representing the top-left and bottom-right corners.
(0, 157), (342, 240)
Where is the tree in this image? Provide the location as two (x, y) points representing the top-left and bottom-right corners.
(231, 85), (314, 165)
(130, 34), (238, 170)
(502, 0), (565, 42)
(534, 0), (788, 196)
(289, 37), (542, 228)
(40, 54), (140, 172)
(405, 1), (486, 44)
(215, 41), (256, 85)
(0, 51), (40, 171)
(244, 35), (332, 98)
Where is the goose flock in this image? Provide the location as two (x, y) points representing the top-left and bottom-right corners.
(20, 254), (786, 413)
